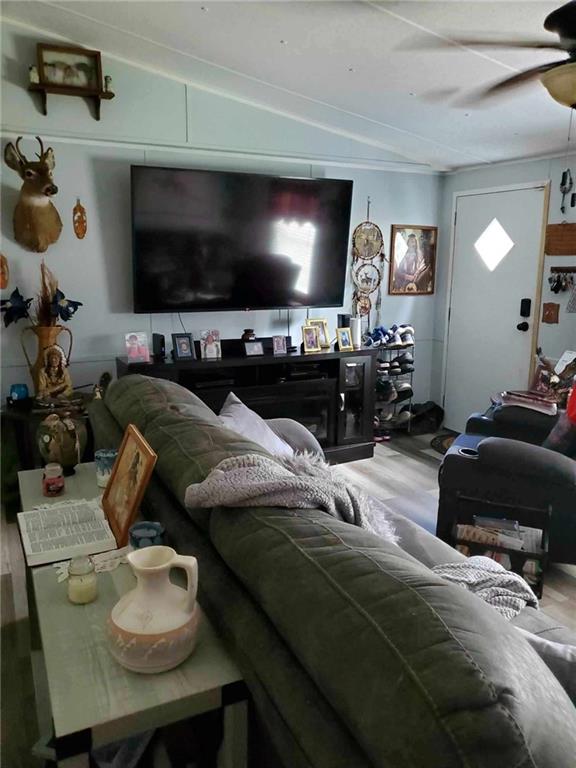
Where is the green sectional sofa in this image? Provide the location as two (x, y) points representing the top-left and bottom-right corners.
(88, 375), (576, 768)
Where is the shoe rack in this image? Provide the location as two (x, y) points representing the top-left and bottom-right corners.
(374, 339), (415, 438)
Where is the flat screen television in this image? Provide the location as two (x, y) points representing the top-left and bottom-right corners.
(131, 166), (353, 313)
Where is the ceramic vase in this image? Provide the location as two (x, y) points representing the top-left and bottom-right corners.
(36, 413), (87, 475)
(107, 546), (200, 674)
(20, 325), (73, 396)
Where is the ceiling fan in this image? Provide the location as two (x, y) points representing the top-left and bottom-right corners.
(422, 0), (576, 106)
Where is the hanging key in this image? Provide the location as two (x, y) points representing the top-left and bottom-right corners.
(561, 168), (573, 214)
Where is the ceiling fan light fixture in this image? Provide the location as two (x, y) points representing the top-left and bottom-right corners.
(541, 62), (576, 107)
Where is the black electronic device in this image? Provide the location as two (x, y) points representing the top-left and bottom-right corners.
(131, 166), (353, 313)
(152, 333), (166, 361)
(338, 313), (351, 328)
(520, 298), (532, 318)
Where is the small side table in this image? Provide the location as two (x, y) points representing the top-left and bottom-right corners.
(32, 563), (247, 767)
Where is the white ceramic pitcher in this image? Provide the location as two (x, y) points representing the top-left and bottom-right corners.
(107, 546), (200, 673)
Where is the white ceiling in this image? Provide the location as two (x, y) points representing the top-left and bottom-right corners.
(1, 0), (571, 169)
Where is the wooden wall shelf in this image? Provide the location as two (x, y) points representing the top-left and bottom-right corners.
(28, 83), (115, 121)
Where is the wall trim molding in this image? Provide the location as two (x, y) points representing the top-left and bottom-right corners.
(447, 150), (576, 176)
(0, 128), (441, 175)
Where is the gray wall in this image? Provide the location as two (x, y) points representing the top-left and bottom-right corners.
(1, 19), (441, 401)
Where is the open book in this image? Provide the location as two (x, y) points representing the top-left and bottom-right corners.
(17, 499), (117, 567)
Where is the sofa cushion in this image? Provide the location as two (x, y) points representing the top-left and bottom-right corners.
(219, 392), (293, 457)
(211, 505), (576, 768)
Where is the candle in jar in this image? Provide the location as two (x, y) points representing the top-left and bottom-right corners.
(67, 557), (98, 604)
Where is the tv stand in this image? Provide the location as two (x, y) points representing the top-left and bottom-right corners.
(116, 347), (378, 463)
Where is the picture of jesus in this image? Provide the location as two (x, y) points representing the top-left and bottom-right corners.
(389, 226), (437, 295)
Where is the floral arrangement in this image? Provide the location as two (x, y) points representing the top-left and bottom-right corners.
(1, 262), (82, 327)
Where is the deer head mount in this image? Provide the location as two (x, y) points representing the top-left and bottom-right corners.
(4, 136), (63, 253)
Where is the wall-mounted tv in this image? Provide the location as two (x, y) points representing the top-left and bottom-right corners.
(131, 166), (353, 313)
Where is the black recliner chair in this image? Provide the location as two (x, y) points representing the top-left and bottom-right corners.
(437, 405), (576, 565)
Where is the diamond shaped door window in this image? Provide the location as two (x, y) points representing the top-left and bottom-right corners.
(474, 218), (514, 271)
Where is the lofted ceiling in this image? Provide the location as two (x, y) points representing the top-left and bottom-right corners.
(1, 0), (571, 170)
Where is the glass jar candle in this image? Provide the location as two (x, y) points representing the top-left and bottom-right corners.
(67, 556), (98, 605)
(43, 463), (65, 497)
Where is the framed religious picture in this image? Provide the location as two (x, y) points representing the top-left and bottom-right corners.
(336, 327), (354, 352)
(172, 332), (195, 360)
(272, 335), (287, 356)
(302, 325), (321, 353)
(388, 225), (437, 296)
(102, 424), (157, 547)
(308, 318), (330, 348)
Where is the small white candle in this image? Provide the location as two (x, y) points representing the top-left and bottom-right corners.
(68, 557), (98, 604)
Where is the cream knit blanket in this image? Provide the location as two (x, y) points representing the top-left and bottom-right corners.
(184, 452), (398, 544)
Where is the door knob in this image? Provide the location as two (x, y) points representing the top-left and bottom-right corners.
(516, 321), (529, 332)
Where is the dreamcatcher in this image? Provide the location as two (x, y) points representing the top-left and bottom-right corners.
(351, 197), (387, 326)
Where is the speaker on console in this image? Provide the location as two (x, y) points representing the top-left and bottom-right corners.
(337, 313), (351, 328)
(152, 333), (166, 361)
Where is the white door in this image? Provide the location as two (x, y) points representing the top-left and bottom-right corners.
(443, 184), (548, 432)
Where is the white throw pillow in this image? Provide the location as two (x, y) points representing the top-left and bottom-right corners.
(219, 392), (294, 457)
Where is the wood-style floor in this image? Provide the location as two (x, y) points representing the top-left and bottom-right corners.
(2, 435), (575, 767)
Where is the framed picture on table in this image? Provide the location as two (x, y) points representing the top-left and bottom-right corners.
(102, 424), (157, 547)
(302, 325), (321, 353)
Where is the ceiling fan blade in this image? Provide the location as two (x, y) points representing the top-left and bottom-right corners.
(545, 1), (576, 40)
(401, 35), (564, 52)
(479, 60), (567, 99)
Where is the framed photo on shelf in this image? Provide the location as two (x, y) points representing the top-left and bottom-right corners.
(171, 333), (195, 361)
(125, 332), (150, 363)
(37, 43), (103, 92)
(200, 329), (222, 359)
(302, 325), (321, 353)
(308, 318), (330, 348)
(388, 225), (437, 296)
(336, 327), (354, 352)
(272, 335), (287, 356)
(245, 341), (264, 357)
(102, 424), (157, 547)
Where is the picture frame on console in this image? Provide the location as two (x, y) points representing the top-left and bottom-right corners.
(245, 341), (264, 357)
(308, 319), (330, 348)
(302, 325), (321, 353)
(172, 333), (195, 361)
(200, 329), (222, 360)
(272, 335), (287, 356)
(336, 327), (354, 352)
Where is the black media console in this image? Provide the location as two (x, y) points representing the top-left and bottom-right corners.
(116, 346), (378, 463)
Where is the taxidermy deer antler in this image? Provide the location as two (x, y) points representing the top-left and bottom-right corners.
(3, 136), (63, 253)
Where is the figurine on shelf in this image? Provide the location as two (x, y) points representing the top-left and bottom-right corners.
(37, 344), (73, 399)
(29, 65), (39, 85)
(104, 75), (113, 93)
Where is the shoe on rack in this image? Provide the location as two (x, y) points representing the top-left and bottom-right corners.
(395, 382), (413, 403)
(399, 364), (414, 374)
(391, 352), (413, 365)
(400, 332), (415, 347)
(398, 324), (414, 335)
(395, 410), (412, 425)
(388, 365), (402, 377)
(376, 379), (397, 402)
(385, 332), (404, 349)
(378, 361), (390, 370)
